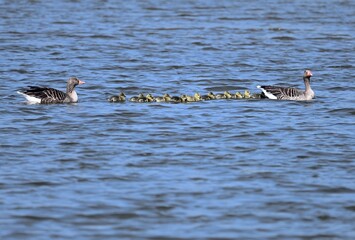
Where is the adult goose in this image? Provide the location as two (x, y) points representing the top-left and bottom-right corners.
(18, 77), (85, 104)
(257, 70), (314, 100)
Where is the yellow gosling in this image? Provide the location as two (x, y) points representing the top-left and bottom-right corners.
(224, 91), (233, 99)
(207, 92), (216, 100)
(194, 93), (202, 101)
(243, 90), (251, 99)
(185, 95), (196, 102)
(215, 92), (226, 99)
(130, 93), (145, 102)
(163, 93), (171, 102)
(155, 95), (165, 102)
(235, 91), (243, 99)
(117, 92), (126, 101)
(145, 94), (155, 102)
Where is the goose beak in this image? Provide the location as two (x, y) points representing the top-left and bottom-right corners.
(78, 79), (85, 85)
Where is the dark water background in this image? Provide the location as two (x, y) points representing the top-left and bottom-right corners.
(1, 0), (355, 239)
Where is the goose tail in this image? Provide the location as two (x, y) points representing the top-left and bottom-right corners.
(256, 85), (277, 100)
(17, 90), (42, 104)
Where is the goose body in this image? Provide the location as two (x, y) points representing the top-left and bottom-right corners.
(18, 77), (85, 104)
(257, 70), (314, 101)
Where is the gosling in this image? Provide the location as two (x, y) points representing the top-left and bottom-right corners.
(130, 93), (145, 102)
(155, 93), (171, 102)
(243, 90), (251, 99)
(108, 92), (126, 102)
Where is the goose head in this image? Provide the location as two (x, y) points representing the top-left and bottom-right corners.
(304, 69), (312, 78)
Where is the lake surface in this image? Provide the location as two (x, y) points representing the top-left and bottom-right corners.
(1, 0), (354, 239)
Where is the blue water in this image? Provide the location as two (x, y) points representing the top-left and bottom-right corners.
(1, 0), (355, 239)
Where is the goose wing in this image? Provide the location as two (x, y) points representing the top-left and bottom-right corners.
(258, 85), (303, 100)
(23, 86), (67, 103)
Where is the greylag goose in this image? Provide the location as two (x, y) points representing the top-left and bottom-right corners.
(257, 70), (314, 100)
(18, 77), (85, 104)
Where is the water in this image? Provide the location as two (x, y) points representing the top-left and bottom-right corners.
(1, 0), (355, 239)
